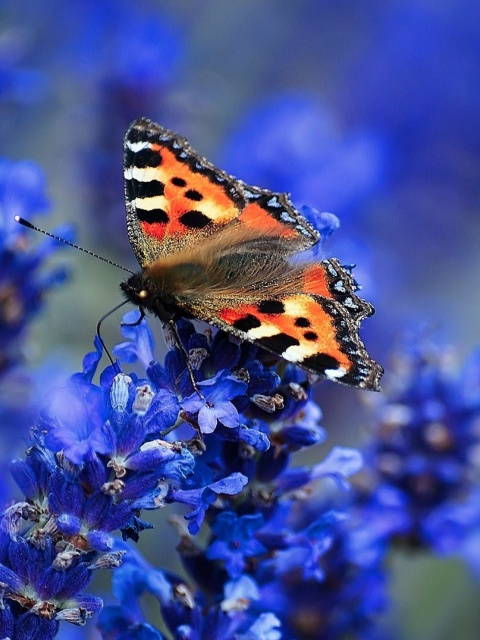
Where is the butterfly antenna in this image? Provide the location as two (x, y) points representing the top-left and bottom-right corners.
(96, 300), (130, 369)
(14, 216), (135, 275)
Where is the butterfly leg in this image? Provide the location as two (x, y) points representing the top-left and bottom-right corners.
(166, 319), (204, 399)
(96, 300), (130, 370)
(120, 308), (146, 328)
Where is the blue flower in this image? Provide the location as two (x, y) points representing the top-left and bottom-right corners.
(181, 371), (248, 434)
(422, 490), (480, 575)
(99, 545), (282, 640)
(249, 497), (389, 639)
(271, 398), (326, 449)
(48, 471), (133, 549)
(113, 310), (156, 369)
(98, 546), (170, 640)
(41, 381), (113, 464)
(362, 336), (480, 553)
(258, 510), (347, 583)
(170, 473), (249, 535)
(0, 536), (102, 629)
(0, 159), (70, 376)
(206, 512), (267, 578)
(273, 446), (363, 494)
(97, 609), (164, 640)
(236, 613), (281, 640)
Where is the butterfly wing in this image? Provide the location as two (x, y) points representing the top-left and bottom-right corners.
(175, 257), (383, 391)
(236, 184), (320, 250)
(124, 118), (319, 267)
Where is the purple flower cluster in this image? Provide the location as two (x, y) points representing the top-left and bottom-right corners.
(0, 533), (103, 639)
(1, 306), (387, 638)
(0, 159), (69, 376)
(359, 335), (480, 556)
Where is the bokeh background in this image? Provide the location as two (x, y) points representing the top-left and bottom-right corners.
(1, 1), (480, 638)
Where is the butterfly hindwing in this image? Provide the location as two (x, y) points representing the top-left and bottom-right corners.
(176, 258), (382, 390)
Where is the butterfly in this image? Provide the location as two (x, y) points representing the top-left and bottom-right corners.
(121, 118), (383, 391)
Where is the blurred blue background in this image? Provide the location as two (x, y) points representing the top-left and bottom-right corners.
(2, 1), (480, 638)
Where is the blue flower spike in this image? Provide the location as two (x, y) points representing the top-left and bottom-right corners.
(2, 298), (379, 638)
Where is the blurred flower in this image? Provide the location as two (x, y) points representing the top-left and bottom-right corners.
(54, 0), (181, 86)
(220, 94), (387, 220)
(359, 335), (480, 555)
(254, 511), (389, 640)
(0, 157), (71, 480)
(337, 0), (480, 309)
(206, 512), (267, 579)
(0, 25), (48, 104)
(342, 1), (480, 159)
(0, 158), (70, 375)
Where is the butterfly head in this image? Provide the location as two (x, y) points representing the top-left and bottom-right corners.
(120, 272), (176, 322)
(120, 271), (151, 301)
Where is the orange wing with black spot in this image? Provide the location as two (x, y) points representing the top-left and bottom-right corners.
(124, 118), (319, 267)
(194, 257), (383, 390)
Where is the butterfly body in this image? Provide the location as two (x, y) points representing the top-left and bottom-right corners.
(123, 118), (383, 390)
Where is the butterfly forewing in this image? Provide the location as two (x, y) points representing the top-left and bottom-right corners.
(124, 120), (244, 265)
(124, 119), (320, 265)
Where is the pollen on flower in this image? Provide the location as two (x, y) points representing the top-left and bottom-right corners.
(132, 383), (155, 414)
(102, 479), (125, 495)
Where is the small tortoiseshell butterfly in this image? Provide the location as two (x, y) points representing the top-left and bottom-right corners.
(121, 118), (383, 391)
